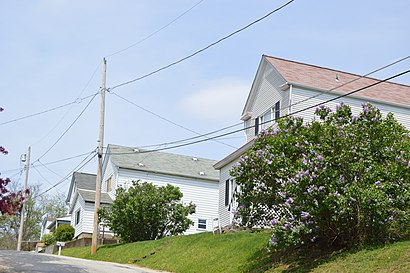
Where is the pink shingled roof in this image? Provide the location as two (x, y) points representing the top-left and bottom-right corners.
(265, 55), (410, 107)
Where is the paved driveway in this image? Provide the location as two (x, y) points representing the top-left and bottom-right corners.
(0, 250), (167, 273)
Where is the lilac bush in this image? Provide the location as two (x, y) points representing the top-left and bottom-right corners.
(231, 103), (410, 250)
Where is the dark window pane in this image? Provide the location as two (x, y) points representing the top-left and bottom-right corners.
(225, 179), (230, 207)
(275, 101), (280, 120)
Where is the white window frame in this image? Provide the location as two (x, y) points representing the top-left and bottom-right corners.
(198, 219), (207, 229)
(75, 209), (81, 226)
(255, 100), (281, 135)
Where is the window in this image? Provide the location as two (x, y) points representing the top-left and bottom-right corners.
(75, 209), (81, 225)
(275, 101), (280, 120)
(106, 176), (113, 192)
(254, 100), (281, 136)
(261, 109), (273, 130)
(225, 179), (230, 206)
(198, 219), (207, 229)
(254, 117), (259, 135)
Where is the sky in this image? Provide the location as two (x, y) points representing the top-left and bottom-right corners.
(1, 0), (410, 198)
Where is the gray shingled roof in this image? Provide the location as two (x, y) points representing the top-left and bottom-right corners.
(107, 144), (219, 181)
(73, 172), (97, 190)
(77, 189), (113, 204)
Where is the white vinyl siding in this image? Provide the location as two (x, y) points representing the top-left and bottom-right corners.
(291, 87), (410, 129)
(244, 63), (287, 141)
(72, 196), (85, 238)
(218, 160), (239, 228)
(102, 160), (118, 200)
(117, 168), (219, 235)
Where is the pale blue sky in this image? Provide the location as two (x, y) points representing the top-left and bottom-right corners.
(1, 0), (409, 197)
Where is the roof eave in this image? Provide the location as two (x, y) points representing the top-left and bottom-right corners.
(214, 139), (255, 170)
(118, 166), (219, 183)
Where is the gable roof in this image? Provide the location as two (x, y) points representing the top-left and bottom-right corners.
(229, 55), (410, 169)
(66, 172), (97, 203)
(106, 144), (219, 181)
(72, 172), (97, 190)
(265, 55), (410, 107)
(77, 189), (113, 204)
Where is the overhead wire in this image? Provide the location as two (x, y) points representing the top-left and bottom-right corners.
(35, 150), (97, 198)
(108, 0), (295, 91)
(110, 91), (237, 149)
(0, 92), (99, 127)
(106, 68), (410, 155)
(0, 150), (95, 175)
(33, 92), (99, 163)
(106, 0), (206, 58)
(288, 55), (410, 111)
(31, 165), (65, 194)
(110, 55), (410, 151)
(30, 62), (102, 146)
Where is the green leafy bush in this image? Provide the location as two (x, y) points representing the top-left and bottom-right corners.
(54, 225), (74, 242)
(41, 233), (56, 246)
(231, 103), (410, 250)
(99, 181), (196, 243)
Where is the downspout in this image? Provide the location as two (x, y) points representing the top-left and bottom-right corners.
(288, 84), (293, 115)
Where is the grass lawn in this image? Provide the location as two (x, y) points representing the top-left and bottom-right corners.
(62, 232), (410, 273)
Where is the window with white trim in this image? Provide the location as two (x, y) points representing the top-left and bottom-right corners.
(254, 100), (281, 135)
(75, 209), (81, 225)
(198, 219), (207, 229)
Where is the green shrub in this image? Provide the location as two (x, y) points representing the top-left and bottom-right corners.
(54, 225), (75, 242)
(41, 233), (56, 246)
(99, 182), (196, 243)
(231, 103), (410, 250)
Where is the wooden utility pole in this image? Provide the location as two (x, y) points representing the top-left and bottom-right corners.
(17, 146), (30, 251)
(91, 58), (106, 255)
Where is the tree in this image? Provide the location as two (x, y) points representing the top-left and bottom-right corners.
(0, 107), (28, 215)
(231, 103), (410, 251)
(0, 185), (68, 249)
(54, 225), (74, 242)
(0, 146), (28, 216)
(99, 181), (196, 243)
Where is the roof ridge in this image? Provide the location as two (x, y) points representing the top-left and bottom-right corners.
(108, 143), (218, 162)
(263, 54), (410, 88)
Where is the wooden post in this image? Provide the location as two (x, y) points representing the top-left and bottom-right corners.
(17, 146), (30, 251)
(91, 58), (106, 255)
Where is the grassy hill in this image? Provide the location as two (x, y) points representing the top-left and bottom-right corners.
(62, 231), (410, 273)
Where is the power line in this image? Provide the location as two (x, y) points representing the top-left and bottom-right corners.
(106, 0), (206, 58)
(37, 159), (65, 179)
(128, 121), (243, 150)
(109, 0), (295, 91)
(0, 92), (99, 127)
(31, 165), (65, 195)
(35, 151), (97, 198)
(116, 55), (410, 151)
(288, 55), (410, 111)
(111, 91), (237, 149)
(107, 68), (410, 155)
(0, 151), (95, 175)
(33, 93), (99, 162)
(30, 63), (102, 146)
(33, 151), (96, 167)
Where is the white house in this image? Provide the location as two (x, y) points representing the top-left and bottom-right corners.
(215, 55), (410, 228)
(47, 215), (71, 233)
(66, 172), (113, 239)
(101, 144), (220, 235)
(40, 217), (55, 240)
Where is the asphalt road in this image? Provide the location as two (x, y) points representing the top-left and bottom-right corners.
(0, 250), (166, 273)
